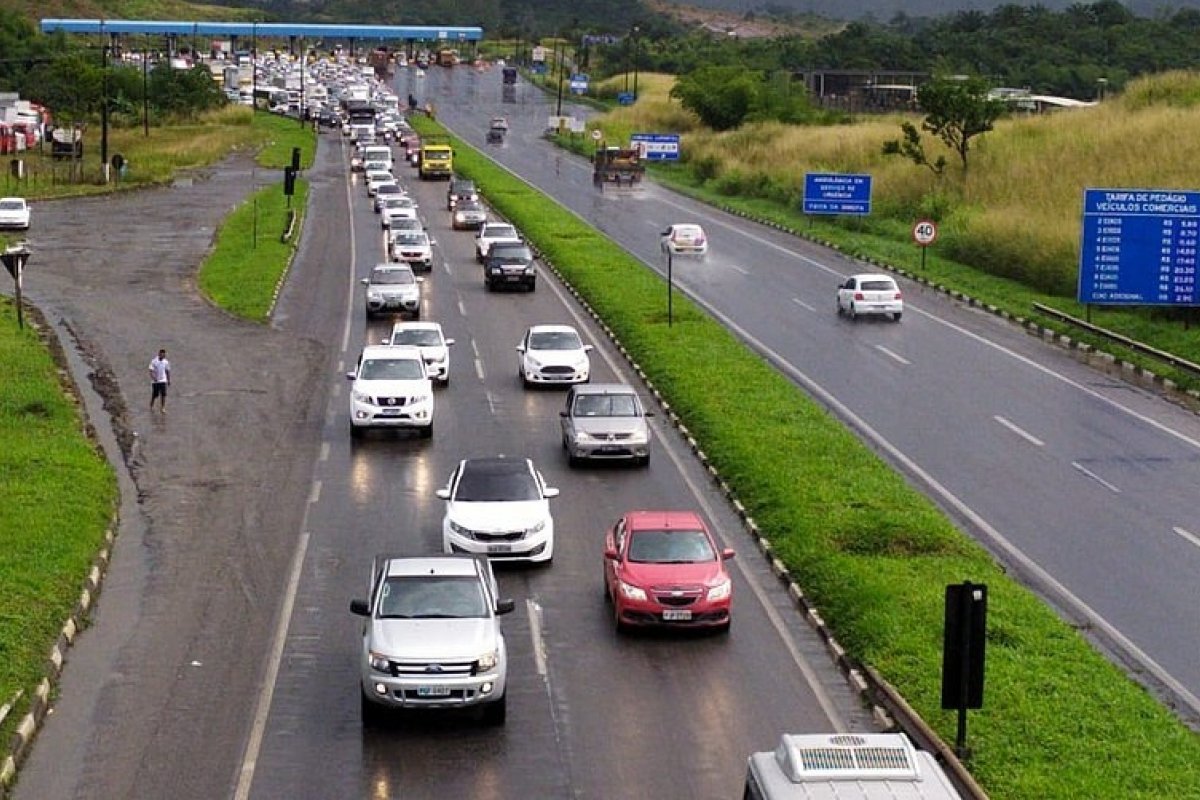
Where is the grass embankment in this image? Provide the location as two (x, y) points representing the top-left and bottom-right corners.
(0, 314), (117, 751)
(412, 114), (1200, 798)
(0, 108), (313, 770)
(578, 71), (1200, 391)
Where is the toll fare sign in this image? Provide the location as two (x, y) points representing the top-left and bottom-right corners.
(1079, 188), (1200, 306)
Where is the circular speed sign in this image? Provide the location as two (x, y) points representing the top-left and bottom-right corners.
(912, 219), (938, 247)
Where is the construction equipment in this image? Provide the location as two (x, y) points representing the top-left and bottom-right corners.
(593, 145), (644, 185)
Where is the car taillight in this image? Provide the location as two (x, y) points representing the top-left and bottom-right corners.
(696, 235), (705, 244)
(894, 291), (903, 299)
(854, 292), (865, 301)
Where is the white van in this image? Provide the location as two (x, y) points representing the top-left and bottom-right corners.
(744, 733), (962, 800)
(363, 145), (393, 171)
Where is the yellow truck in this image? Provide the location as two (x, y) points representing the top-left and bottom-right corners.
(418, 136), (453, 180)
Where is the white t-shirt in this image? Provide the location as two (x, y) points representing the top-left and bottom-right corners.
(149, 357), (171, 383)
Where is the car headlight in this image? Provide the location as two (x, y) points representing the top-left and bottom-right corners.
(477, 650), (498, 671)
(526, 519), (546, 535)
(574, 431), (595, 442)
(526, 357), (542, 369)
(707, 579), (732, 602)
(627, 431), (649, 444)
(524, 265), (535, 274)
(367, 290), (382, 300)
(619, 581), (647, 601)
(368, 652), (392, 672)
(449, 520), (471, 536)
(353, 391), (373, 404)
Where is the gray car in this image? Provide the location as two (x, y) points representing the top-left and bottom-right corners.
(559, 383), (654, 466)
(361, 263), (423, 319)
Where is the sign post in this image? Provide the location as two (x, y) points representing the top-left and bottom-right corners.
(803, 173), (873, 216)
(1, 244), (30, 329)
(942, 581), (987, 760)
(912, 219), (938, 271)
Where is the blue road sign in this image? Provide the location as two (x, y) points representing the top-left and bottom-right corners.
(803, 173), (872, 215)
(630, 133), (680, 162)
(616, 92), (635, 106)
(569, 74), (589, 95)
(1079, 188), (1200, 306)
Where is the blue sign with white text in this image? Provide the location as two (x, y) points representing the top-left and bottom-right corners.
(803, 173), (872, 215)
(630, 133), (680, 162)
(569, 74), (589, 94)
(1079, 188), (1200, 306)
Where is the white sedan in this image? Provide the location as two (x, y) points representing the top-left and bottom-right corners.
(0, 197), (30, 231)
(661, 223), (707, 256)
(516, 324), (592, 387)
(836, 274), (903, 322)
(437, 456), (558, 563)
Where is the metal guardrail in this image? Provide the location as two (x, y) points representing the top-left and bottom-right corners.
(1032, 303), (1200, 378)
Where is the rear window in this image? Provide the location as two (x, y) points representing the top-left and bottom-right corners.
(861, 280), (897, 291)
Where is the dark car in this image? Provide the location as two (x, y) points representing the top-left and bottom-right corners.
(447, 177), (478, 210)
(484, 243), (536, 292)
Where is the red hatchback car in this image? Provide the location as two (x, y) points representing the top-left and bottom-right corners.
(603, 510), (734, 632)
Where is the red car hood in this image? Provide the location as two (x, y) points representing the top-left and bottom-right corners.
(621, 560), (725, 589)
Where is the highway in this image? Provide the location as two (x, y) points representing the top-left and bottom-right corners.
(405, 64), (1200, 718)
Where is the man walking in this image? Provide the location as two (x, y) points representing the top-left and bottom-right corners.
(148, 348), (171, 413)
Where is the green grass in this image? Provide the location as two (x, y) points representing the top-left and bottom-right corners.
(0, 308), (117, 751)
(197, 178), (309, 322)
(412, 114), (1200, 798)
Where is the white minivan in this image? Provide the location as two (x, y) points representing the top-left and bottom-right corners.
(363, 144), (393, 172)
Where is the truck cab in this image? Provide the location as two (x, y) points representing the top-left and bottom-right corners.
(419, 137), (454, 180)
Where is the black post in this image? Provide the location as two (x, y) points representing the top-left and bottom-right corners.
(252, 22), (258, 113)
(667, 246), (673, 327)
(142, 35), (150, 137)
(555, 38), (565, 118)
(941, 581), (987, 761)
(299, 41), (306, 127)
(920, 246), (927, 271)
(632, 26), (640, 100)
(101, 23), (109, 181)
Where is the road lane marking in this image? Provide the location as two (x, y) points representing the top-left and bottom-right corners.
(792, 297), (816, 312)
(1071, 461), (1121, 494)
(339, 138), (360, 357)
(485, 390), (498, 415)
(458, 299), (467, 317)
(330, 382), (341, 398)
(475, 359), (486, 381)
(993, 415), (1044, 447)
(319, 442), (330, 462)
(308, 480), (322, 505)
(1173, 526), (1200, 549)
(873, 345), (910, 365)
(442, 259), (452, 275)
(728, 264), (749, 275)
(471, 339), (481, 360)
(527, 599), (549, 678)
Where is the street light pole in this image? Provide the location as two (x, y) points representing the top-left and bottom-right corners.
(555, 37), (566, 118)
(142, 34), (150, 137)
(100, 20), (109, 181)
(632, 25), (640, 100)
(252, 21), (258, 113)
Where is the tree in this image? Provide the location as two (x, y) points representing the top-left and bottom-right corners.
(669, 65), (761, 131)
(891, 76), (1005, 174)
(881, 122), (945, 176)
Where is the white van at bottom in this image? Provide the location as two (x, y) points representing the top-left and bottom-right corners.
(744, 733), (962, 799)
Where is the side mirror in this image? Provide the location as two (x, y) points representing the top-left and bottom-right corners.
(416, 276), (425, 284)
(516, 344), (525, 353)
(543, 487), (560, 499)
(360, 277), (369, 285)
(445, 338), (456, 346)
(429, 239), (437, 246)
(583, 345), (594, 352)
(604, 548), (619, 560)
(722, 548), (736, 560)
(345, 371), (356, 380)
(495, 598), (516, 615)
(435, 488), (450, 500)
(559, 410), (569, 417)
(380, 338), (390, 345)
(644, 410), (656, 418)
(349, 599), (370, 616)
(661, 229), (671, 237)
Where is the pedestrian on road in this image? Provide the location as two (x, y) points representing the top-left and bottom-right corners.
(148, 348), (171, 413)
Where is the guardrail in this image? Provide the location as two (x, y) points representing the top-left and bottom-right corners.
(1032, 303), (1200, 378)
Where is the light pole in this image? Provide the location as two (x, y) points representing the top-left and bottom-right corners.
(142, 34), (149, 137)
(100, 20), (109, 181)
(554, 37), (566, 118)
(632, 26), (640, 101)
(661, 231), (674, 327)
(251, 21), (258, 113)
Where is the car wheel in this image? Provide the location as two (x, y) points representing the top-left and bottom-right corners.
(715, 619), (732, 635)
(836, 300), (844, 316)
(637, 454), (650, 467)
(350, 424), (364, 441)
(360, 692), (386, 727)
(419, 423), (433, 440)
(526, 281), (536, 292)
(567, 451), (580, 468)
(440, 376), (450, 388)
(893, 312), (903, 322)
(848, 303), (857, 320)
(481, 693), (507, 726)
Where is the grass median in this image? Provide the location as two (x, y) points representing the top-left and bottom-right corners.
(412, 114), (1200, 798)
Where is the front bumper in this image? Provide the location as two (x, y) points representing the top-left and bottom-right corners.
(350, 399), (432, 429)
(365, 296), (420, 316)
(523, 364), (588, 384)
(568, 436), (649, 461)
(444, 524), (553, 563)
(361, 667), (506, 710)
(615, 594), (731, 628)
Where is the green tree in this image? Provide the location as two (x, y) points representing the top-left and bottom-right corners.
(886, 76), (1004, 174)
(669, 65), (760, 131)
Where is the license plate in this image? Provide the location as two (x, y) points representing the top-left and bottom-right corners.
(506, 276), (522, 282)
(417, 686), (451, 698)
(379, 408), (402, 416)
(662, 609), (692, 621)
(489, 543), (512, 554)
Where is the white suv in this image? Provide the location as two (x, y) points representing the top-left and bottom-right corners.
(350, 554), (513, 726)
(346, 345), (434, 439)
(437, 457), (558, 564)
(387, 321), (454, 384)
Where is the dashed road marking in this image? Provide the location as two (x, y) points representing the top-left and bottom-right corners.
(791, 297), (816, 312)
(1173, 526), (1200, 550)
(994, 415), (1045, 447)
(873, 345), (910, 365)
(1072, 461), (1121, 493)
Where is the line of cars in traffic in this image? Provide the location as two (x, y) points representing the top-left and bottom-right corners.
(345, 125), (739, 729)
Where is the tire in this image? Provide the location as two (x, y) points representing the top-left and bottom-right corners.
(351, 424), (364, 440)
(836, 301), (844, 316)
(848, 303), (857, 320)
(893, 312), (903, 322)
(526, 281), (536, 292)
(567, 451), (580, 468)
(419, 423), (433, 440)
(360, 692), (386, 727)
(637, 454), (650, 467)
(481, 693), (507, 726)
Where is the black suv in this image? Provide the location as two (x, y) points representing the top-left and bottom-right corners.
(484, 243), (536, 292)
(447, 177), (478, 211)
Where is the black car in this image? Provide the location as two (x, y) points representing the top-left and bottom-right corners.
(447, 177), (478, 211)
(484, 243), (536, 292)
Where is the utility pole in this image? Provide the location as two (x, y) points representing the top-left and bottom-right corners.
(142, 33), (150, 136)
(252, 21), (258, 113)
(555, 37), (565, 117)
(100, 20), (109, 181)
(632, 25), (640, 100)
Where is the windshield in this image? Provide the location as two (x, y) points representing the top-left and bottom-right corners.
(377, 576), (488, 619)
(392, 329), (442, 346)
(627, 531), (716, 564)
(425, 151), (450, 161)
(395, 233), (425, 245)
(371, 269), (415, 285)
(490, 246), (532, 263)
(485, 225), (516, 239)
(359, 358), (425, 380)
(529, 331), (582, 351)
(454, 463), (540, 501)
(572, 393), (638, 417)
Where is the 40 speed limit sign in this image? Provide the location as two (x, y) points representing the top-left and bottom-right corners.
(912, 219), (938, 247)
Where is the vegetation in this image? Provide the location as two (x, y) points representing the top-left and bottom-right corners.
(412, 114), (1200, 798)
(882, 76), (1005, 174)
(669, 64), (843, 130)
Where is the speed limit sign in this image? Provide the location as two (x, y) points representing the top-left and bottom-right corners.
(591, 129), (603, 141)
(913, 219), (938, 247)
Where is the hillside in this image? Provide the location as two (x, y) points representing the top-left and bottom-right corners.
(1, 0), (262, 22)
(669, 0), (1200, 21)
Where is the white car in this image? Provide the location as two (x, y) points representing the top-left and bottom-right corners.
(350, 554), (512, 725)
(387, 321), (455, 384)
(836, 273), (904, 322)
(516, 324), (592, 387)
(0, 197), (30, 231)
(364, 170), (395, 197)
(389, 229), (435, 272)
(373, 183), (406, 212)
(661, 223), (707, 256)
(380, 197), (420, 229)
(346, 345), (434, 439)
(437, 457), (558, 563)
(475, 222), (521, 263)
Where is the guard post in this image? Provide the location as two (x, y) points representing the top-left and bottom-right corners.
(942, 581), (987, 760)
(1, 244), (31, 329)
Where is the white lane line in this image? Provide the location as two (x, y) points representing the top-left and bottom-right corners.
(336, 359), (344, 372)
(873, 345), (910, 365)
(471, 339), (481, 360)
(442, 259), (452, 275)
(485, 390), (498, 415)
(319, 442), (330, 462)
(792, 297), (816, 312)
(308, 480), (322, 505)
(993, 415), (1045, 447)
(1071, 461), (1121, 494)
(330, 382), (342, 398)
(527, 599), (549, 678)
(1174, 526), (1200, 549)
(728, 264), (750, 275)
(233, 530), (311, 800)
(339, 138), (360, 356)
(458, 299), (467, 317)
(475, 359), (486, 381)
